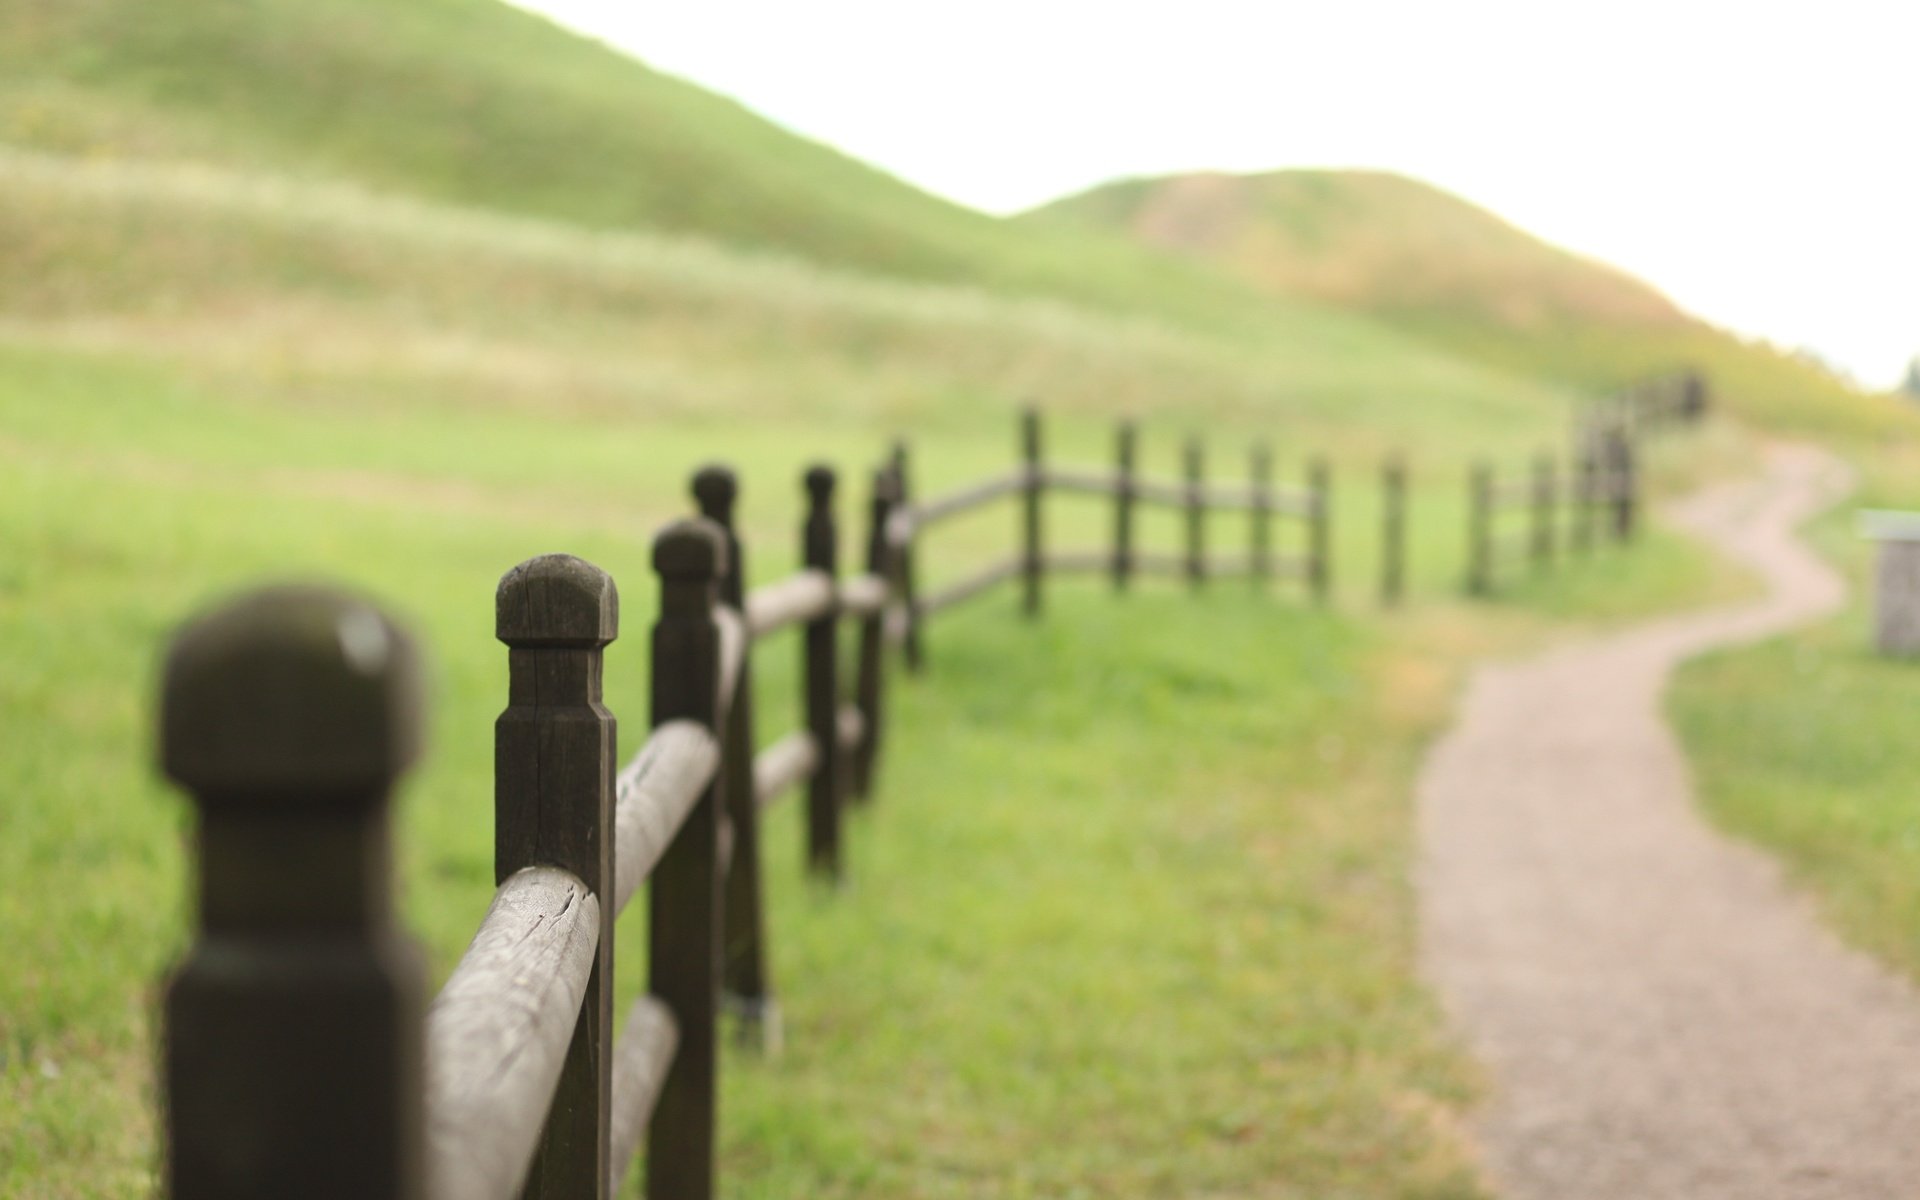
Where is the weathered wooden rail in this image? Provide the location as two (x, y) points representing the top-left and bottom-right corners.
(152, 371), (1704, 1197)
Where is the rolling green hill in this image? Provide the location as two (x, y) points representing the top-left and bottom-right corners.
(1027, 169), (1904, 438)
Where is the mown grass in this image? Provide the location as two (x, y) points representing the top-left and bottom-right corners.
(1671, 438), (1920, 983)
(0, 316), (1739, 1196)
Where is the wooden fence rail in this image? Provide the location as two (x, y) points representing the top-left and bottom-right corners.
(154, 371), (1702, 1197)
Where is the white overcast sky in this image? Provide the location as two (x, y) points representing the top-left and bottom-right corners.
(516, 0), (1916, 388)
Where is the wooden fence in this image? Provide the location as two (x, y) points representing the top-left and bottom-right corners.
(1465, 369), (1708, 595)
(891, 410), (1331, 669)
(152, 376), (1705, 1198)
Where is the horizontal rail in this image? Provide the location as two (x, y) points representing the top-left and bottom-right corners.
(1044, 549), (1111, 573)
(908, 469), (1030, 529)
(918, 556), (1021, 617)
(715, 604), (745, 715)
(1128, 477), (1190, 508)
(836, 704), (866, 751)
(839, 572), (888, 617)
(754, 730), (820, 809)
(607, 996), (679, 1195)
(1132, 552), (1187, 575)
(424, 866), (601, 1200)
(1044, 467), (1122, 496)
(611, 721), (722, 917)
(745, 570), (834, 639)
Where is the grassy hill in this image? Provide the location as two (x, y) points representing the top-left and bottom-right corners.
(1027, 169), (1903, 439)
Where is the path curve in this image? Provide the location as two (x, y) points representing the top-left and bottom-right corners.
(1418, 444), (1920, 1198)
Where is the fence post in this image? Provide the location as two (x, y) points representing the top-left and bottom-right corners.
(495, 555), (618, 1200)
(852, 465), (897, 801)
(692, 467), (776, 1047)
(1382, 454), (1406, 607)
(890, 441), (924, 674)
(1531, 452), (1556, 570)
(1308, 456), (1332, 604)
(1251, 442), (1272, 588)
(1610, 431), (1638, 542)
(1021, 407), (1043, 617)
(1468, 461), (1493, 595)
(159, 586), (425, 1200)
(1682, 369), (1709, 423)
(802, 465), (843, 879)
(1185, 436), (1205, 589)
(646, 521), (726, 1200)
(1114, 419), (1136, 592)
(1572, 437), (1596, 556)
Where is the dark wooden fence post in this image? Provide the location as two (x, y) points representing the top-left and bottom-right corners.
(802, 465), (843, 879)
(1308, 456), (1332, 604)
(159, 586), (425, 1200)
(496, 555), (618, 1200)
(1113, 420), (1136, 592)
(646, 521), (726, 1200)
(1572, 437), (1596, 556)
(1610, 431), (1638, 542)
(1021, 407), (1043, 617)
(1468, 461), (1493, 596)
(1682, 369), (1709, 423)
(1184, 436), (1205, 589)
(852, 465), (897, 801)
(1531, 452), (1556, 570)
(1251, 442), (1273, 588)
(693, 467), (775, 1046)
(1382, 454), (1406, 607)
(890, 441), (924, 674)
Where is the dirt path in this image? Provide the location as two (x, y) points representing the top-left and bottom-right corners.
(1417, 444), (1920, 1198)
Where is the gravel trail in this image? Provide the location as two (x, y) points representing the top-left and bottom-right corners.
(1417, 444), (1920, 1198)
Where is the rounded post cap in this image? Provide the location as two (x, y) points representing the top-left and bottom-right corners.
(653, 517), (729, 582)
(691, 465), (738, 522)
(160, 584), (422, 807)
(804, 464), (836, 504)
(497, 554), (618, 647)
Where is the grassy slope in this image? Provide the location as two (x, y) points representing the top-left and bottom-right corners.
(0, 0), (1402, 341)
(1026, 169), (1904, 440)
(0, 1), (1762, 1195)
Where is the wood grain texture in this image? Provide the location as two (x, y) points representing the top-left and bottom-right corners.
(611, 721), (721, 918)
(424, 867), (599, 1200)
(494, 553), (618, 1200)
(607, 997), (680, 1196)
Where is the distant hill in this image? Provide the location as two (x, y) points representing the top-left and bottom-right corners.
(0, 0), (1339, 337)
(1025, 169), (1685, 331)
(1026, 169), (1897, 436)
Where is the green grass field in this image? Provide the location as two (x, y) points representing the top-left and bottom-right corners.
(0, 0), (1895, 1194)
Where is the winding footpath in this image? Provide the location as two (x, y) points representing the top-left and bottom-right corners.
(1418, 444), (1920, 1198)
